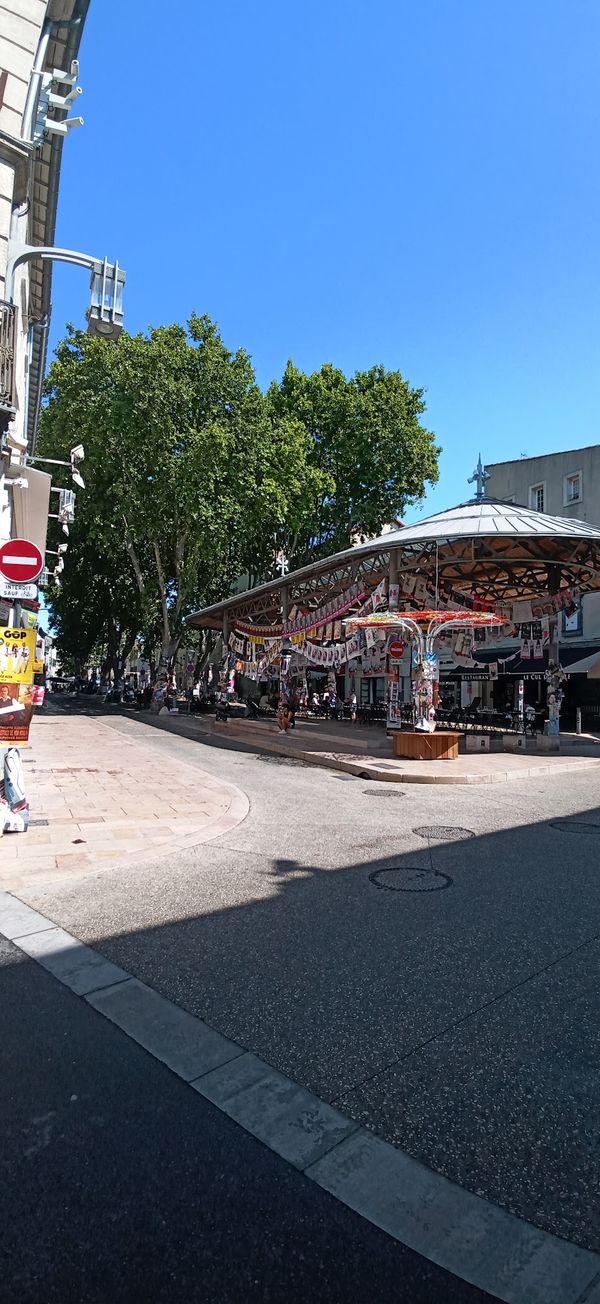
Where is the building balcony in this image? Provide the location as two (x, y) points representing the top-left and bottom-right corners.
(0, 299), (17, 423)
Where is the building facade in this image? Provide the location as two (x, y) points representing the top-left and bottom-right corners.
(0, 1), (90, 629)
(487, 446), (600, 725)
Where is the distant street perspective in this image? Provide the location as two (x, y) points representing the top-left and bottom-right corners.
(2, 1), (600, 1302)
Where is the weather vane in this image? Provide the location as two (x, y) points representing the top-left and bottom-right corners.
(468, 454), (490, 501)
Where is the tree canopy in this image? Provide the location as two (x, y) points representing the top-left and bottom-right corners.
(39, 315), (439, 673)
(267, 360), (439, 564)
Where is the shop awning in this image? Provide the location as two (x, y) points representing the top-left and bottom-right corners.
(561, 649), (600, 677)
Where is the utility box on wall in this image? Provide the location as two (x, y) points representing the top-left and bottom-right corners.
(466, 734), (490, 751)
(503, 733), (531, 752)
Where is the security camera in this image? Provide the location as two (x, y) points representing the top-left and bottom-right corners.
(72, 469), (85, 489)
(44, 116), (84, 136)
(61, 522), (69, 537)
(70, 444), (85, 463)
(57, 543), (68, 555)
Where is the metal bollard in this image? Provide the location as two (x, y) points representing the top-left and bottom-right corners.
(576, 707), (582, 735)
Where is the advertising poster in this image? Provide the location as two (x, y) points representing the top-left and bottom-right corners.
(0, 629), (37, 744)
(0, 627), (36, 685)
(0, 682), (34, 744)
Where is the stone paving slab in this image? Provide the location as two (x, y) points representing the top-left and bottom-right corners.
(0, 714), (249, 889)
(88, 977), (243, 1080)
(192, 1051), (358, 1169)
(13, 924), (130, 995)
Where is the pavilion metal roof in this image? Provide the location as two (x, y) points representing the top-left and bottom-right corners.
(371, 498), (600, 544)
(187, 496), (600, 631)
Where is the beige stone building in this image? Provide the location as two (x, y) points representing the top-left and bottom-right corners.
(0, 2), (90, 621)
(487, 446), (600, 725)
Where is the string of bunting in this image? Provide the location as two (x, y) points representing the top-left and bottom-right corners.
(231, 576), (388, 645)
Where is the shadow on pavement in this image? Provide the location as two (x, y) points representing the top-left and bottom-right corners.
(13, 752), (600, 1256)
(0, 936), (498, 1304)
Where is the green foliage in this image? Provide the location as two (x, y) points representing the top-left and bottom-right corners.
(39, 316), (322, 662)
(44, 531), (148, 677)
(267, 360), (439, 563)
(39, 315), (439, 668)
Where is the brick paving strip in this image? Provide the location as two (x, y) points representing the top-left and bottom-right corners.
(1, 714), (249, 891)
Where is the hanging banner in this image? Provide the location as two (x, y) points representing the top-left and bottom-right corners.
(371, 578), (388, 610)
(229, 633), (247, 657)
(0, 627), (36, 684)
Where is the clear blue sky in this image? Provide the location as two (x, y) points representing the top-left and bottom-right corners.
(49, 0), (600, 520)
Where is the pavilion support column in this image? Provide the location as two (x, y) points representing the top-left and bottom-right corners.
(389, 551), (399, 610)
(279, 586), (289, 704)
(546, 614), (562, 738)
(220, 613), (229, 692)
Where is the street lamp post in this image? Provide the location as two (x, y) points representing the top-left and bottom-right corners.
(5, 244), (126, 339)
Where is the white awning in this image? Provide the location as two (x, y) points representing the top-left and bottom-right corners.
(565, 650), (600, 677)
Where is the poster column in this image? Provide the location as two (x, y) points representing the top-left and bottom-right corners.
(386, 637), (404, 731)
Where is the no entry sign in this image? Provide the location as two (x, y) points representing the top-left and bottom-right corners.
(0, 538), (43, 584)
(388, 639), (405, 659)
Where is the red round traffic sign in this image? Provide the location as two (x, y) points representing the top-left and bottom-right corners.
(388, 639), (405, 659)
(0, 537), (43, 583)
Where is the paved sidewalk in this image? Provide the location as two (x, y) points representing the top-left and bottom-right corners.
(205, 716), (600, 784)
(1, 713), (248, 891)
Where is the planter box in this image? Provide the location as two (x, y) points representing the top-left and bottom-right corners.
(536, 734), (560, 754)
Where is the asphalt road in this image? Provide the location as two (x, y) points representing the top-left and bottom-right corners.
(0, 936), (495, 1304)
(19, 701), (600, 1252)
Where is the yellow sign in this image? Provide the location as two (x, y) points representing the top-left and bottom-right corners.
(0, 627), (36, 685)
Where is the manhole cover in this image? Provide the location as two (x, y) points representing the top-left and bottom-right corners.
(413, 825), (475, 842)
(550, 821), (600, 836)
(369, 867), (452, 892)
(363, 790), (404, 798)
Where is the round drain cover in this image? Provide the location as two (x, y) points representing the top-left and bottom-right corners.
(550, 821), (600, 835)
(363, 790), (404, 798)
(369, 867), (452, 892)
(413, 825), (475, 842)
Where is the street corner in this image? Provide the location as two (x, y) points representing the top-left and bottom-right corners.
(1, 714), (249, 888)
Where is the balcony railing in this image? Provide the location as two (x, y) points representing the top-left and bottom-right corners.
(0, 299), (17, 415)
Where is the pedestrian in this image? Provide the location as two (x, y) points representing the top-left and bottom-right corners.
(277, 698), (292, 733)
(349, 689), (357, 723)
(288, 690), (299, 729)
